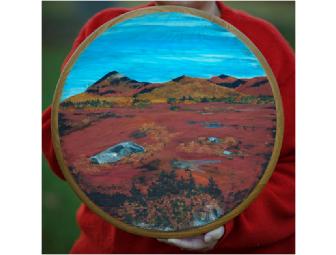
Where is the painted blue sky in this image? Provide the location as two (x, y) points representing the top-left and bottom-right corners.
(62, 12), (265, 100)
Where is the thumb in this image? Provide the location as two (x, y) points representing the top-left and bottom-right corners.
(204, 226), (225, 243)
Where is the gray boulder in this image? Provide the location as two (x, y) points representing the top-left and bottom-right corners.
(90, 141), (144, 164)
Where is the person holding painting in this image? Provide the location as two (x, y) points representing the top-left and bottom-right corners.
(42, 1), (295, 253)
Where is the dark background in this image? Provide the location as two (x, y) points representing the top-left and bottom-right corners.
(42, 1), (295, 253)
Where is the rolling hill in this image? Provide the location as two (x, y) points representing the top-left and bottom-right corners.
(85, 71), (149, 97)
(209, 75), (273, 96)
(60, 71), (273, 108)
(134, 75), (244, 103)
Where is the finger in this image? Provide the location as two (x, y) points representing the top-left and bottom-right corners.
(166, 236), (207, 250)
(204, 226), (225, 243)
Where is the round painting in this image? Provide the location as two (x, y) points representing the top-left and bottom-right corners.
(52, 6), (283, 238)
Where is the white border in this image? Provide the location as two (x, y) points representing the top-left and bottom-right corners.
(3, 0), (336, 254)
(0, 0), (41, 254)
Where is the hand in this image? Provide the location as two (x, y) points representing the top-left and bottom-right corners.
(157, 226), (225, 252)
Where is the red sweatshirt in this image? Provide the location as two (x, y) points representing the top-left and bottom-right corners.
(42, 2), (295, 253)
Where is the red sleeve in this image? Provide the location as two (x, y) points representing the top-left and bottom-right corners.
(217, 2), (295, 253)
(42, 7), (132, 179)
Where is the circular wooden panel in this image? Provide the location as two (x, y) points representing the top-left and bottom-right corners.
(51, 6), (284, 238)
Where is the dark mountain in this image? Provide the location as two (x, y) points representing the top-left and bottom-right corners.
(209, 75), (246, 88)
(86, 71), (149, 97)
(209, 75), (272, 96)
